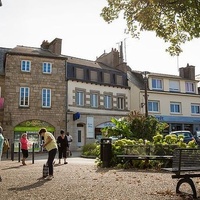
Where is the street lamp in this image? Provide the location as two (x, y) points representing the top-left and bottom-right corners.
(141, 71), (150, 117)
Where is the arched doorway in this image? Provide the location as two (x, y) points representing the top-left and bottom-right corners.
(14, 119), (55, 152)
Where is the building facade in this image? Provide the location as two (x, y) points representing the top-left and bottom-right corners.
(0, 39), (131, 151)
(128, 64), (200, 134)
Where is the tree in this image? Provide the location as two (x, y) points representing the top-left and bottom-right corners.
(101, 111), (168, 141)
(101, 0), (200, 56)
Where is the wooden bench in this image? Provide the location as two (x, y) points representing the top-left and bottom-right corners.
(163, 148), (200, 198)
(117, 154), (173, 167)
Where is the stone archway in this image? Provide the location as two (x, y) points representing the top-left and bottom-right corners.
(13, 119), (55, 152)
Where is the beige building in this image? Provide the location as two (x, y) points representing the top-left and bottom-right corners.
(128, 64), (200, 134)
(66, 49), (130, 150)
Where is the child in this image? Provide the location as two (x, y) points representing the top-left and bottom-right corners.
(20, 133), (30, 165)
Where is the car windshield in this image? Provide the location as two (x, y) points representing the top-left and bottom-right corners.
(174, 132), (192, 138)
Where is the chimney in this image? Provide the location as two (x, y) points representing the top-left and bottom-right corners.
(40, 38), (62, 55)
(48, 38), (62, 55)
(179, 63), (195, 80)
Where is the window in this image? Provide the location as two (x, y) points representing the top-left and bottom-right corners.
(191, 104), (200, 114)
(152, 78), (163, 90)
(76, 68), (84, 79)
(43, 62), (52, 74)
(169, 80), (180, 92)
(186, 82), (195, 93)
(21, 60), (31, 72)
(20, 87), (29, 107)
(76, 91), (84, 106)
(104, 95), (112, 109)
(90, 93), (98, 108)
(148, 101), (159, 112)
(90, 71), (97, 82)
(42, 89), (51, 107)
(170, 102), (181, 113)
(117, 97), (125, 110)
(116, 75), (123, 85)
(104, 73), (110, 84)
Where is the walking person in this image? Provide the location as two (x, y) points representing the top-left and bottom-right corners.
(0, 126), (4, 182)
(57, 130), (69, 164)
(66, 131), (73, 156)
(38, 128), (57, 180)
(20, 133), (30, 165)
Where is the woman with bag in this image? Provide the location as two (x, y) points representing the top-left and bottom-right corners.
(38, 128), (57, 180)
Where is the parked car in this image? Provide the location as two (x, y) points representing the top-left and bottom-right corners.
(169, 130), (196, 144)
(193, 131), (200, 145)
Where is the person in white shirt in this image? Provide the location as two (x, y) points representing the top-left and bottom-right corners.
(66, 132), (73, 156)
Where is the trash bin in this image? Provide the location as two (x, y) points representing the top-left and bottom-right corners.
(100, 138), (112, 167)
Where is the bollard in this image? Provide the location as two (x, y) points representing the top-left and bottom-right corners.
(18, 143), (21, 162)
(11, 143), (14, 161)
(32, 143), (35, 164)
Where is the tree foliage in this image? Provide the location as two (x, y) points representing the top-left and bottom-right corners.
(101, 0), (200, 56)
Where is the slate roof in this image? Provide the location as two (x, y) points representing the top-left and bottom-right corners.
(8, 45), (66, 59)
(0, 47), (11, 75)
(66, 56), (123, 73)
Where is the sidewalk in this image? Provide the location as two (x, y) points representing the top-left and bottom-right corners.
(1, 151), (82, 162)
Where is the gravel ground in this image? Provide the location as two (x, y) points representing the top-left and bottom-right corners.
(1, 155), (200, 200)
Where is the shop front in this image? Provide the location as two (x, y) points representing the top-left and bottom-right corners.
(155, 115), (200, 134)
(13, 120), (55, 152)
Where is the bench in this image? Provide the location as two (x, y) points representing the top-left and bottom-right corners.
(117, 154), (173, 168)
(116, 145), (174, 167)
(163, 148), (200, 198)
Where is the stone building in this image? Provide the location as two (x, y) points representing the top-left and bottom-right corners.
(1, 38), (67, 151)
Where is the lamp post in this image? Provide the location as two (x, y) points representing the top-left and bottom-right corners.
(141, 71), (150, 118)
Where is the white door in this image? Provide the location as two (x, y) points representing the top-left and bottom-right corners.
(77, 127), (84, 147)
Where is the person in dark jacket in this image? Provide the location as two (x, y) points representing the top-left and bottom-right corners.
(57, 130), (69, 164)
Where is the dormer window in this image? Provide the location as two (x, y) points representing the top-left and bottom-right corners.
(152, 78), (163, 90)
(186, 82), (195, 93)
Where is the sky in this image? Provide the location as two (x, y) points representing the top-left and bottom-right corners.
(1, 0), (200, 76)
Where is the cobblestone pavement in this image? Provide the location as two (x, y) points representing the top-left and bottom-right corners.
(0, 152), (199, 200)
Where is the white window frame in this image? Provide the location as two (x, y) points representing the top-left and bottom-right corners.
(169, 80), (180, 92)
(20, 87), (30, 107)
(21, 60), (31, 72)
(186, 82), (195, 93)
(191, 104), (200, 114)
(152, 78), (163, 90)
(42, 88), (51, 108)
(148, 101), (159, 112)
(43, 62), (52, 74)
(90, 93), (98, 108)
(104, 95), (112, 109)
(76, 91), (84, 106)
(117, 96), (125, 110)
(170, 102), (181, 114)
